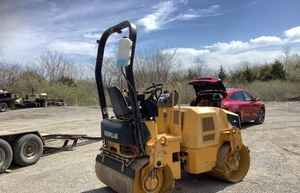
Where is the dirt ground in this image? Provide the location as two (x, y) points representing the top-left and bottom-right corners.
(0, 102), (300, 193)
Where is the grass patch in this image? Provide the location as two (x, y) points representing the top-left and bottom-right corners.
(228, 80), (300, 101)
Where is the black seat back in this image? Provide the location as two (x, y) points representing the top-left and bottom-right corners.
(107, 87), (130, 119)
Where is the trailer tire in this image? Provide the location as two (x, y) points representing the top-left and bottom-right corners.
(0, 103), (8, 112)
(42, 100), (48, 108)
(13, 134), (43, 166)
(0, 139), (13, 173)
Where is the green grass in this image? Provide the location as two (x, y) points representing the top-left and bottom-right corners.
(228, 80), (300, 101)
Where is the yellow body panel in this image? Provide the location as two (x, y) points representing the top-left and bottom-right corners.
(151, 106), (245, 177)
(145, 121), (181, 179)
(184, 146), (218, 173)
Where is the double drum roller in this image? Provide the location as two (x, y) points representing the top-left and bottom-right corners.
(94, 21), (250, 193)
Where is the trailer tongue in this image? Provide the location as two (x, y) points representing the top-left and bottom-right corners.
(0, 130), (101, 173)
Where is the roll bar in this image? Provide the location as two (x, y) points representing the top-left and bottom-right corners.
(95, 21), (137, 119)
(95, 21), (146, 153)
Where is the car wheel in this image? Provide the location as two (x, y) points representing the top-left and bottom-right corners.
(13, 134), (43, 166)
(0, 103), (8, 112)
(235, 112), (243, 124)
(255, 108), (265, 124)
(0, 139), (13, 173)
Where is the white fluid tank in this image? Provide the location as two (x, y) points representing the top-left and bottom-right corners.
(117, 37), (132, 67)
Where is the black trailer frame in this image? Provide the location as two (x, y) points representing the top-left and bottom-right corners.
(0, 131), (102, 173)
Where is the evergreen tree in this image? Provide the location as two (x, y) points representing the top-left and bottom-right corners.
(243, 65), (255, 82)
(218, 65), (227, 81)
(270, 60), (286, 80)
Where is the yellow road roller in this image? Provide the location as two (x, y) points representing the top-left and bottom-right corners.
(94, 21), (250, 193)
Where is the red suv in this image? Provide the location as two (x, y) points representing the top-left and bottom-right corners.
(222, 88), (265, 124)
(190, 77), (265, 124)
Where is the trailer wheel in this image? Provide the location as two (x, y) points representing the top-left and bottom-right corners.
(0, 139), (13, 173)
(13, 134), (43, 166)
(0, 103), (8, 112)
(42, 100), (48, 108)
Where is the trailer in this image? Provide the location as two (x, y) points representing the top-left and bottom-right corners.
(46, 98), (65, 106)
(0, 130), (102, 173)
(16, 95), (65, 109)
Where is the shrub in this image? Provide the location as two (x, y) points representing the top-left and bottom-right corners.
(229, 80), (300, 101)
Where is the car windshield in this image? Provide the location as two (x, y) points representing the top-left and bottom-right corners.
(243, 91), (254, 101)
(230, 91), (245, 101)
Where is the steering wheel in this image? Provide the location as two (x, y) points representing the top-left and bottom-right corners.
(144, 83), (163, 102)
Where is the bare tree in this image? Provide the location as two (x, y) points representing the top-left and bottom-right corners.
(193, 56), (206, 76)
(134, 49), (177, 89)
(285, 53), (300, 81)
(282, 44), (291, 73)
(82, 49), (177, 92)
(183, 56), (207, 80)
(0, 63), (21, 89)
(37, 50), (76, 82)
(102, 57), (123, 88)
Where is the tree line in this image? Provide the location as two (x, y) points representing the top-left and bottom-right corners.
(1, 47), (300, 105)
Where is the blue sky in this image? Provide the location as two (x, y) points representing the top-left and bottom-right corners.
(1, 0), (300, 70)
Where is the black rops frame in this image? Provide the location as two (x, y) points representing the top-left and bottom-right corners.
(95, 21), (146, 153)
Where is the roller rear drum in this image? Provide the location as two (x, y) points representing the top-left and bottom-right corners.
(95, 158), (174, 193)
(211, 144), (250, 183)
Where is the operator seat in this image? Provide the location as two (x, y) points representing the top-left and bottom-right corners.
(103, 87), (150, 148)
(107, 87), (131, 119)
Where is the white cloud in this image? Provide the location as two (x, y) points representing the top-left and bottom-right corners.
(176, 13), (199, 20)
(163, 48), (210, 64)
(198, 4), (220, 16)
(206, 50), (281, 69)
(285, 26), (300, 40)
(206, 41), (250, 53)
(52, 5), (96, 22)
(137, 1), (177, 32)
(83, 32), (120, 45)
(137, 1), (221, 32)
(48, 41), (96, 56)
(204, 36), (283, 54)
(162, 29), (300, 69)
(164, 47), (283, 70)
(0, 24), (48, 64)
(176, 5), (222, 21)
(83, 32), (101, 39)
(164, 48), (210, 55)
(250, 36), (282, 45)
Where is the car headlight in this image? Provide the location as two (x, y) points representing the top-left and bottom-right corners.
(227, 113), (241, 129)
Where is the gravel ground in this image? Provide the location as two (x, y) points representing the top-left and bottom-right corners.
(0, 103), (300, 193)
